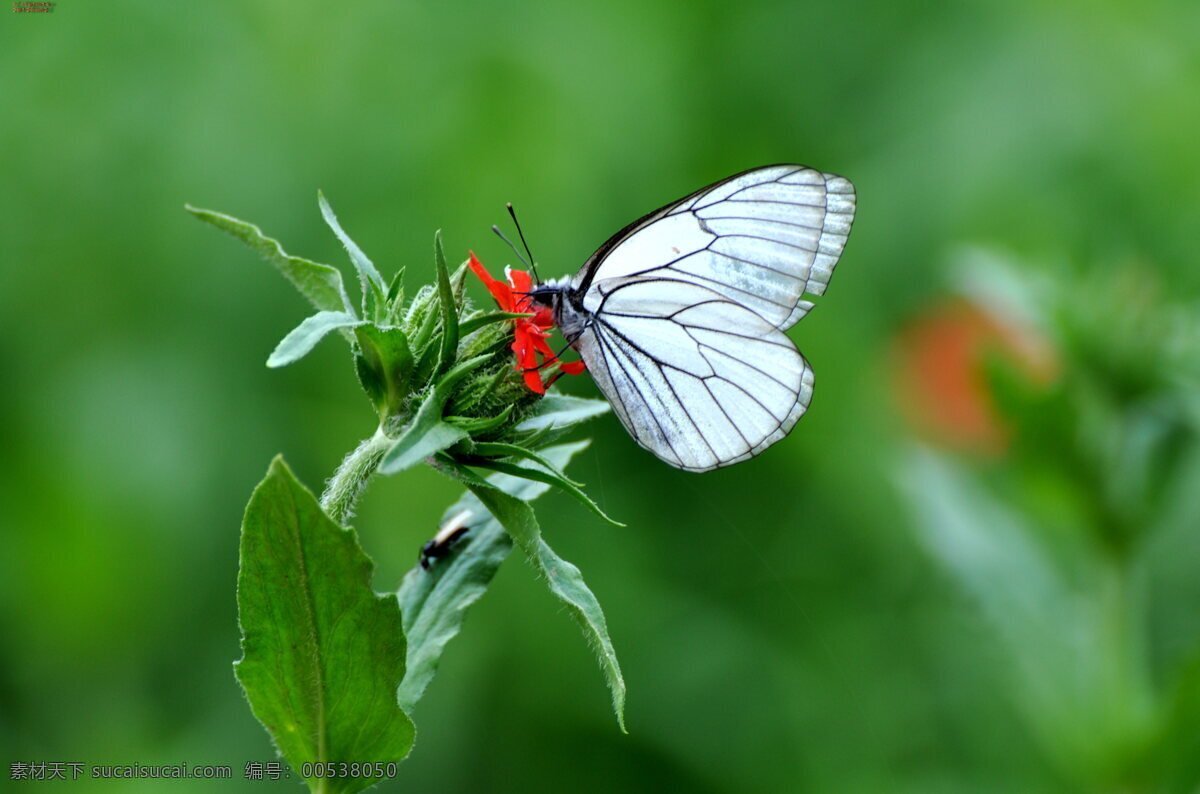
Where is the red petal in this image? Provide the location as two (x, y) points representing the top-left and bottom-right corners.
(528, 331), (556, 357)
(478, 266), (580, 395)
(518, 340), (546, 394)
(507, 267), (533, 294)
(512, 325), (535, 355)
(514, 329), (537, 366)
(469, 252), (515, 311)
(523, 374), (547, 395)
(531, 306), (554, 328)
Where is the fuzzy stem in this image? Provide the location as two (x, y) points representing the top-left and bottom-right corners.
(320, 426), (392, 525)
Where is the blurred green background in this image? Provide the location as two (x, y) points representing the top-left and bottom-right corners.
(3, 1), (1199, 792)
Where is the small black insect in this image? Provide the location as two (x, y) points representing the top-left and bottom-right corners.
(419, 509), (472, 570)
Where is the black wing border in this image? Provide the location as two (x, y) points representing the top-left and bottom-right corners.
(575, 163), (815, 295)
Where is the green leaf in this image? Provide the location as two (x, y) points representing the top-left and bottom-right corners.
(898, 446), (1155, 779)
(382, 421), (469, 474)
(354, 325), (415, 418)
(457, 311), (531, 337)
(267, 310), (362, 368)
(397, 442), (592, 712)
(410, 340), (441, 394)
(406, 287), (441, 353)
(235, 457), (414, 792)
(385, 268), (405, 323)
(186, 204), (353, 316)
(465, 456), (624, 527)
(516, 393), (611, 431)
(482, 439), (593, 497)
(387, 267), (405, 304)
(1148, 650), (1200, 793)
(449, 259), (469, 303)
(433, 231), (458, 376)
(318, 191), (387, 317)
(443, 405), (514, 435)
(438, 457), (626, 731)
(471, 441), (586, 486)
(376, 354), (488, 473)
(396, 505), (511, 713)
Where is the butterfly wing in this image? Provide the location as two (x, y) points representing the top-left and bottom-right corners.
(573, 277), (814, 472)
(566, 164), (854, 471)
(575, 164), (856, 329)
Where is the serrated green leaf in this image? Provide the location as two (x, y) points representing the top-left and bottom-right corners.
(318, 191), (387, 318)
(516, 393), (611, 432)
(397, 442), (592, 712)
(186, 205), (353, 317)
(235, 457), (414, 792)
(267, 310), (362, 368)
(453, 469), (627, 731)
(433, 231), (458, 376)
(354, 325), (415, 418)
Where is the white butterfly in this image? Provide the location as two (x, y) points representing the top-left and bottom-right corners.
(530, 165), (856, 472)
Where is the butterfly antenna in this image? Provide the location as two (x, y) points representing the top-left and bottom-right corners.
(491, 224), (531, 269)
(506, 202), (541, 284)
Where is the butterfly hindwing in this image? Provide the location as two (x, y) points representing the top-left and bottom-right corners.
(575, 277), (814, 472)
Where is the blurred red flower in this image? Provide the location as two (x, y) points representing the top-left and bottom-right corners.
(468, 252), (585, 394)
(892, 298), (1057, 454)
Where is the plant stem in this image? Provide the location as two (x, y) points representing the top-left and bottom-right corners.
(1100, 556), (1153, 739)
(320, 426), (392, 525)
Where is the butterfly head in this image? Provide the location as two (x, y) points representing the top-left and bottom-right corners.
(527, 282), (559, 308)
(528, 278), (587, 339)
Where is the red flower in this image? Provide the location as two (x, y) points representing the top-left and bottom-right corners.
(892, 298), (1057, 455)
(468, 252), (585, 394)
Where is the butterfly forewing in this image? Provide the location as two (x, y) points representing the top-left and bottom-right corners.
(576, 165), (855, 329)
(567, 164), (854, 471)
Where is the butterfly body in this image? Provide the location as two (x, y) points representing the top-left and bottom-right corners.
(531, 164), (856, 473)
(529, 277), (585, 338)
